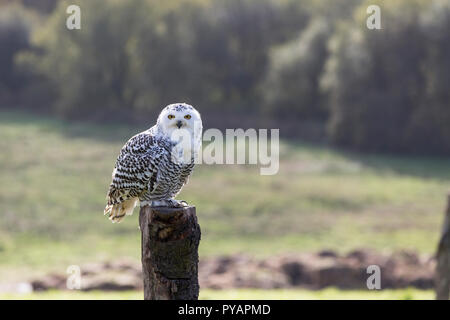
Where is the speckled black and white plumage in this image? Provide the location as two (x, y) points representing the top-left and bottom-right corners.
(104, 103), (202, 223)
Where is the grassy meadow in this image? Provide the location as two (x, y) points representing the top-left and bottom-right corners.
(0, 288), (434, 300)
(0, 110), (448, 289)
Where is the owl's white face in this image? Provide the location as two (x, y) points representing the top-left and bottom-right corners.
(157, 103), (202, 143)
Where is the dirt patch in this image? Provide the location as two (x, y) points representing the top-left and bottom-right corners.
(24, 249), (435, 292)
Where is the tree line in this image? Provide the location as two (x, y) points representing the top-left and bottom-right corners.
(1, 0), (450, 155)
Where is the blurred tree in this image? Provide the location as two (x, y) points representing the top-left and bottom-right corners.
(20, 0), (157, 120)
(262, 18), (330, 120)
(0, 0), (60, 13)
(18, 0), (309, 119)
(0, 3), (36, 103)
(413, 0), (450, 153)
(12, 0), (450, 154)
(322, 0), (450, 155)
(188, 0), (309, 112)
(134, 2), (203, 112)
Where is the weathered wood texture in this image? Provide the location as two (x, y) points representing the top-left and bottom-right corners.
(436, 195), (450, 300)
(139, 205), (201, 300)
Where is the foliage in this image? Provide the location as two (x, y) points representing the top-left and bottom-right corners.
(0, 0), (60, 13)
(17, 0), (309, 119)
(0, 3), (36, 102)
(262, 18), (330, 120)
(322, 0), (450, 154)
(2, 0), (450, 153)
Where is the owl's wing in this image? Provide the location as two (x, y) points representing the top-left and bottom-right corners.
(104, 131), (163, 222)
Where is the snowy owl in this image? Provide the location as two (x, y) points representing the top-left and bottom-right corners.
(104, 103), (202, 223)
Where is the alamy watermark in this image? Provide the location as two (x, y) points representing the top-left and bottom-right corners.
(66, 265), (82, 290)
(367, 5), (382, 30)
(366, 265), (381, 290)
(170, 124), (280, 176)
(66, 5), (81, 30)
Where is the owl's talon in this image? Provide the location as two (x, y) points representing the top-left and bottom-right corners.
(166, 199), (187, 208)
(179, 200), (189, 207)
(166, 199), (177, 207)
(149, 199), (187, 208)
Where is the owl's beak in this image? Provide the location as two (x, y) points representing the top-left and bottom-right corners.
(176, 120), (183, 129)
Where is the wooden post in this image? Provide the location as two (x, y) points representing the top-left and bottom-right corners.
(139, 205), (201, 300)
(436, 195), (450, 300)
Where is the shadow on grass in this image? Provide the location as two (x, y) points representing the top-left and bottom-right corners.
(289, 139), (450, 181)
(3, 109), (450, 181)
(0, 109), (148, 143)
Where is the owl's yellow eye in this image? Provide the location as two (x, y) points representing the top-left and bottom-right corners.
(167, 114), (175, 119)
(184, 114), (191, 120)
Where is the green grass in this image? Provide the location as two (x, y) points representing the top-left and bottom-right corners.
(0, 110), (449, 283)
(0, 288), (434, 300)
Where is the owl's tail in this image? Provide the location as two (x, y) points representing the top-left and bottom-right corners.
(104, 198), (139, 223)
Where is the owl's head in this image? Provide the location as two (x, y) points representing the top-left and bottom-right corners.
(157, 103), (202, 141)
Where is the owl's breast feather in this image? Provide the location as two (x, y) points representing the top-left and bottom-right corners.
(170, 136), (200, 165)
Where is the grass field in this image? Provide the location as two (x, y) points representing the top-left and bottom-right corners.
(0, 288), (434, 300)
(0, 110), (448, 287)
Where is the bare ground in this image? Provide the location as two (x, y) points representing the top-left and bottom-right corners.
(23, 249), (435, 292)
